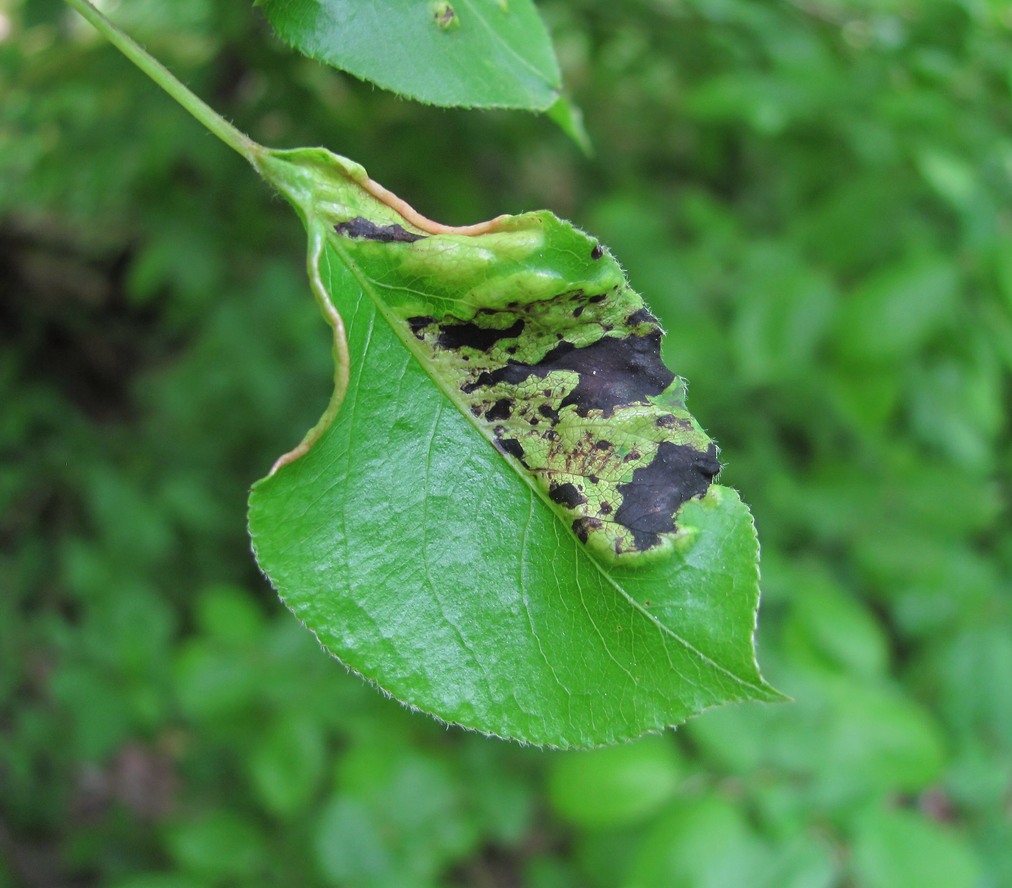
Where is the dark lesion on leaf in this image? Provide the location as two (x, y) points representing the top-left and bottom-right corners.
(463, 332), (675, 418)
(436, 317), (525, 352)
(405, 282), (721, 559)
(548, 481), (587, 508)
(485, 398), (514, 421)
(626, 307), (658, 326)
(334, 217), (426, 243)
(492, 428), (528, 466)
(408, 315), (437, 339)
(614, 442), (721, 551)
(572, 516), (604, 543)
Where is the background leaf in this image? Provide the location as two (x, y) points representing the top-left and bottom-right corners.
(256, 0), (561, 110)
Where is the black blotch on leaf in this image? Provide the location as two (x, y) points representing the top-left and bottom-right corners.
(614, 442), (721, 551)
(463, 332), (675, 417)
(538, 404), (560, 423)
(335, 217), (425, 243)
(485, 398), (513, 421)
(407, 316), (436, 339)
(626, 307), (658, 326)
(572, 516), (603, 543)
(493, 431), (527, 465)
(549, 482), (587, 509)
(439, 318), (525, 352)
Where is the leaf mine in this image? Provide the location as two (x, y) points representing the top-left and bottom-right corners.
(330, 212), (721, 564)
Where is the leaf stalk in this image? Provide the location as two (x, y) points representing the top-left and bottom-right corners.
(63, 0), (262, 166)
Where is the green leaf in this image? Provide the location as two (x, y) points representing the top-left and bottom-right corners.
(547, 735), (683, 828)
(62, 0), (779, 747)
(834, 255), (958, 364)
(166, 811), (266, 881)
(248, 716), (326, 816)
(625, 794), (768, 888)
(850, 806), (980, 888)
(256, 0), (561, 110)
(243, 148), (780, 747)
(547, 96), (593, 155)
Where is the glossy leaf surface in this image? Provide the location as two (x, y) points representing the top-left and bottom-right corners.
(256, 0), (561, 110)
(59, 0), (777, 747)
(246, 148), (780, 747)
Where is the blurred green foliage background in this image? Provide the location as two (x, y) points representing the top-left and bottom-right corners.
(2, 0), (1010, 886)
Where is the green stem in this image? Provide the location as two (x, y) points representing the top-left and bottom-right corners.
(63, 0), (262, 165)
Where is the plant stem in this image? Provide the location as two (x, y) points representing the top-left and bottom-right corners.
(63, 0), (262, 165)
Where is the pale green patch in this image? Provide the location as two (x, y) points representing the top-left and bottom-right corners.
(328, 217), (720, 563)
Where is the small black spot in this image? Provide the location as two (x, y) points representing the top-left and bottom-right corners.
(623, 449), (642, 463)
(599, 502), (613, 515)
(588, 293), (607, 304)
(656, 414), (677, 428)
(538, 404), (560, 423)
(506, 346), (518, 355)
(588, 474), (600, 484)
(470, 404), (482, 417)
(543, 430), (559, 441)
(591, 243), (604, 260)
(573, 306), (585, 318)
(335, 217), (425, 243)
(437, 318), (524, 352)
(572, 516), (603, 543)
(549, 482), (587, 509)
(614, 442), (721, 551)
(407, 316), (435, 339)
(626, 307), (657, 326)
(595, 440), (612, 451)
(485, 398), (513, 421)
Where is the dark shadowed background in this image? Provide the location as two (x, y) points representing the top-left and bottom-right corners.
(2, 1), (1010, 886)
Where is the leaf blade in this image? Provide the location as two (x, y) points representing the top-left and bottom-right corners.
(256, 0), (561, 110)
(247, 172), (781, 745)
